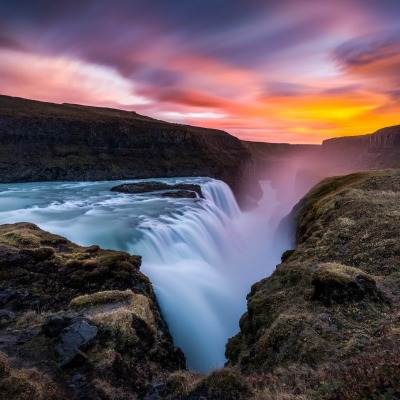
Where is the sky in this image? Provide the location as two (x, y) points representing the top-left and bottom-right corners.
(1, 0), (400, 143)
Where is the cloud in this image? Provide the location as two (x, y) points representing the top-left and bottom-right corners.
(0, 34), (25, 50)
(0, 49), (150, 107)
(1, 1), (400, 143)
(334, 33), (400, 87)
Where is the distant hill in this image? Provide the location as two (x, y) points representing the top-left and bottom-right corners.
(0, 95), (255, 198)
(321, 124), (400, 171)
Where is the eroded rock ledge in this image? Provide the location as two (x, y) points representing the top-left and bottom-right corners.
(0, 222), (184, 399)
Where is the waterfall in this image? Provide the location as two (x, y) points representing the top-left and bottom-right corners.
(0, 177), (292, 372)
(132, 180), (244, 371)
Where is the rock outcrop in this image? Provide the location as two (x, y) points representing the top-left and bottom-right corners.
(0, 223), (184, 399)
(224, 170), (400, 399)
(321, 124), (400, 171)
(111, 181), (204, 199)
(0, 95), (258, 202)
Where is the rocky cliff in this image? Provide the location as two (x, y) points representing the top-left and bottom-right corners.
(0, 95), (256, 201)
(0, 223), (184, 400)
(321, 124), (400, 171)
(223, 170), (400, 399)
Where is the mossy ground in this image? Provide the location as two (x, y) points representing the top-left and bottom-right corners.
(0, 223), (184, 399)
(224, 169), (400, 399)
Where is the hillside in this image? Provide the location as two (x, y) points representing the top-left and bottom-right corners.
(223, 170), (400, 399)
(0, 95), (254, 199)
(321, 124), (400, 172)
(0, 223), (184, 399)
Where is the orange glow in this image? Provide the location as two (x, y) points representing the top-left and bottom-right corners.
(1, 44), (400, 144)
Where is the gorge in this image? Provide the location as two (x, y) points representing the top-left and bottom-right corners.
(0, 177), (294, 372)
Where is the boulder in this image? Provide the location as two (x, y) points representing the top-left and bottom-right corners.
(311, 263), (383, 306)
(42, 316), (72, 338)
(54, 318), (98, 367)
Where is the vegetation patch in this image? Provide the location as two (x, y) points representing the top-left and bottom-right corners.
(311, 262), (382, 305)
(69, 290), (135, 310)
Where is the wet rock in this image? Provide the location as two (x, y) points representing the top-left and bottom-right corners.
(54, 318), (97, 367)
(111, 182), (204, 198)
(161, 190), (198, 198)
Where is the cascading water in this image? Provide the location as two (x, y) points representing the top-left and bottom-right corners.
(0, 177), (293, 371)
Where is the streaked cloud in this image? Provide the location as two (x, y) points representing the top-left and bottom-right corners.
(0, 0), (400, 143)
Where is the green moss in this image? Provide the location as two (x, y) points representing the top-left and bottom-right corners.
(164, 371), (203, 399)
(69, 289), (135, 310)
(313, 263), (374, 286)
(281, 249), (295, 262)
(198, 368), (252, 399)
(296, 171), (385, 243)
(0, 361), (60, 400)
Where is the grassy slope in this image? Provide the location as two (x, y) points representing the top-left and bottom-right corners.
(0, 223), (184, 400)
(222, 170), (400, 399)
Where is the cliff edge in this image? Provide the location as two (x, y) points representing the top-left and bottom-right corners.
(321, 125), (400, 172)
(0, 223), (184, 400)
(224, 170), (400, 399)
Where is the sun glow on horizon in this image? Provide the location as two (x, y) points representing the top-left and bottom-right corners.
(1, 1), (400, 144)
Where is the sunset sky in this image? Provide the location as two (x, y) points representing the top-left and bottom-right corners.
(1, 0), (400, 143)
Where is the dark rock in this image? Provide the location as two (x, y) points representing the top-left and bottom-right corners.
(42, 316), (72, 337)
(71, 373), (85, 383)
(111, 182), (204, 199)
(0, 333), (17, 345)
(161, 190), (197, 198)
(111, 181), (174, 194)
(131, 314), (155, 347)
(71, 373), (87, 387)
(54, 318), (97, 367)
(281, 249), (294, 262)
(16, 331), (38, 345)
(329, 322), (342, 332)
(147, 383), (167, 397)
(0, 289), (29, 309)
(0, 309), (16, 321)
